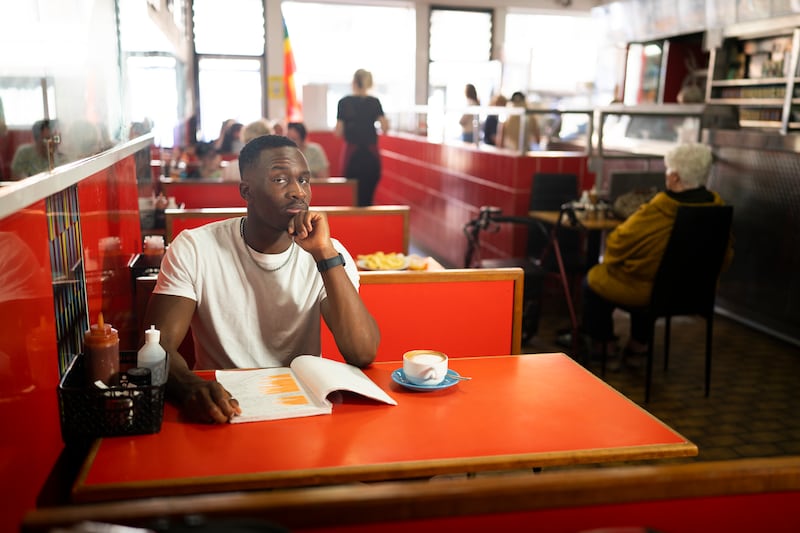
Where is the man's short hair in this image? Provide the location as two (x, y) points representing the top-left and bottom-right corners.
(194, 141), (218, 159)
(664, 143), (713, 188)
(287, 122), (307, 141)
(32, 119), (52, 141)
(239, 134), (299, 176)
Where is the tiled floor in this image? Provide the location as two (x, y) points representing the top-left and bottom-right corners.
(525, 283), (800, 467)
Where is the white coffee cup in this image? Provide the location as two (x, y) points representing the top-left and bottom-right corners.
(403, 350), (448, 386)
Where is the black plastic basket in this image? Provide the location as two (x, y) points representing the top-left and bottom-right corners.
(58, 350), (167, 444)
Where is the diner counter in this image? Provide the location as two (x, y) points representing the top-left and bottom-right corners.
(372, 133), (596, 267)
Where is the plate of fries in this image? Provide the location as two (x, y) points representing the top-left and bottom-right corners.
(357, 252), (410, 271)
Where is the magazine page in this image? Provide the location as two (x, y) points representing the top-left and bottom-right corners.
(215, 367), (332, 424)
(291, 355), (398, 407)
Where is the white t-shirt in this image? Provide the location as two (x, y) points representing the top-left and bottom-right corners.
(154, 217), (359, 369)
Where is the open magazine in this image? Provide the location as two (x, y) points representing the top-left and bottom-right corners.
(215, 355), (397, 424)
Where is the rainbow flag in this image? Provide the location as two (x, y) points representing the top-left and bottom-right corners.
(283, 17), (302, 122)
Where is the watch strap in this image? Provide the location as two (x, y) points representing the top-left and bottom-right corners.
(317, 253), (345, 273)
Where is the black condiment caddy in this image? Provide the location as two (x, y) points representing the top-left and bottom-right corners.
(58, 350), (167, 445)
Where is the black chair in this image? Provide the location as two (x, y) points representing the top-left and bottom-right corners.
(463, 173), (581, 343)
(603, 205), (734, 402)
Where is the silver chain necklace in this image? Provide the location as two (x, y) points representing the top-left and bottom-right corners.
(240, 217), (296, 273)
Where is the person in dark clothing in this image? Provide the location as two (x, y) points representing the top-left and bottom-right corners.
(483, 94), (507, 146)
(334, 69), (389, 206)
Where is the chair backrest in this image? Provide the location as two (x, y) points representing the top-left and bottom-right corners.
(650, 205), (733, 317)
(527, 173), (580, 262)
(321, 268), (525, 361)
(528, 173), (578, 211)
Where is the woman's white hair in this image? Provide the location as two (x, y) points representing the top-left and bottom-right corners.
(664, 143), (713, 188)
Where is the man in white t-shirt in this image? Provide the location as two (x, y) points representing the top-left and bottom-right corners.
(145, 135), (380, 423)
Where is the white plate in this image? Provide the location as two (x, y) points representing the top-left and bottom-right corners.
(357, 256), (410, 271)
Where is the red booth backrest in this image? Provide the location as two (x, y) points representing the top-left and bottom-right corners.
(321, 268), (524, 361)
(165, 205), (410, 257)
(160, 177), (356, 209)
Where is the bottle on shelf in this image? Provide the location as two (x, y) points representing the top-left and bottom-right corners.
(137, 325), (167, 386)
(84, 312), (120, 387)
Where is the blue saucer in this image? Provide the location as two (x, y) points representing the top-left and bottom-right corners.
(391, 368), (462, 391)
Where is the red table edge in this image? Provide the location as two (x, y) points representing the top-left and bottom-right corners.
(70, 354), (698, 503)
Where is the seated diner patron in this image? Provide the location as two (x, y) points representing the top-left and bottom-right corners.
(144, 135), (380, 423)
(10, 119), (67, 180)
(184, 141), (222, 179)
(221, 118), (274, 182)
(581, 143), (733, 363)
(286, 121), (330, 178)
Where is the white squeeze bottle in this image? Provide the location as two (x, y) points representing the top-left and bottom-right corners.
(137, 325), (167, 385)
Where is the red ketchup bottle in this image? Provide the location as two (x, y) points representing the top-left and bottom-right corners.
(84, 312), (120, 387)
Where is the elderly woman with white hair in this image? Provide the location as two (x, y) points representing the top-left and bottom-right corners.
(581, 142), (733, 364)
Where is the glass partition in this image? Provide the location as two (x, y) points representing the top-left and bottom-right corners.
(387, 104), (593, 155)
(0, 0), (123, 181)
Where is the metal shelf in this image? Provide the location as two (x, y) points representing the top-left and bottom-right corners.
(739, 119), (784, 128)
(711, 77), (788, 86)
(707, 98), (784, 106)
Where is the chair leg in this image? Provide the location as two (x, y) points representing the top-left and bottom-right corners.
(645, 323), (655, 403)
(601, 341), (607, 378)
(705, 316), (713, 397)
(663, 316), (671, 371)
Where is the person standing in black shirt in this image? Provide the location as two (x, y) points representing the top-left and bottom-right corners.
(335, 69), (389, 206)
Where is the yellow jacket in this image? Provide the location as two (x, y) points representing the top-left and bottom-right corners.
(587, 190), (731, 307)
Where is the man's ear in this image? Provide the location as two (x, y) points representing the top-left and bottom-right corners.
(239, 181), (250, 201)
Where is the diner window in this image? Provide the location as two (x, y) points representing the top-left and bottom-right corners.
(504, 11), (601, 139)
(503, 12), (599, 103)
(196, 58), (264, 141)
(428, 7), (494, 141)
(120, 0), (182, 147)
(125, 56), (180, 148)
(192, 0), (265, 140)
(193, 0), (264, 55)
(0, 78), (56, 127)
(280, 1), (415, 129)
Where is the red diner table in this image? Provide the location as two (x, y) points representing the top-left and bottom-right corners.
(71, 353), (696, 503)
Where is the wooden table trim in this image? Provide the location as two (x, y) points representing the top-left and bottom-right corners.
(529, 210), (622, 231)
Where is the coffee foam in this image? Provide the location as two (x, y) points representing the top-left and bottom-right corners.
(409, 353), (445, 364)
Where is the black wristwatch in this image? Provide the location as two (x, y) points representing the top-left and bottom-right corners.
(317, 253), (345, 273)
